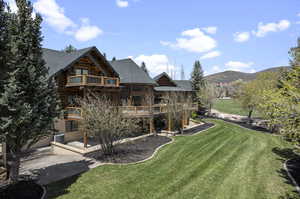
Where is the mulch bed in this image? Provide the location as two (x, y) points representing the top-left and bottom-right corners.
(0, 181), (44, 199)
(286, 158), (300, 186)
(87, 135), (171, 164)
(182, 122), (214, 135)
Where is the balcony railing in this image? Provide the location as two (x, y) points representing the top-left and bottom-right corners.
(64, 107), (82, 120)
(64, 103), (198, 120)
(66, 75), (119, 87)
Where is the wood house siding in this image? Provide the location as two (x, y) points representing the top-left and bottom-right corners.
(156, 76), (176, 87)
(121, 84), (154, 106)
(54, 53), (120, 106)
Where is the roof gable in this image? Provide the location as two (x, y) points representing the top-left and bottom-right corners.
(43, 47), (118, 77)
(153, 72), (177, 87)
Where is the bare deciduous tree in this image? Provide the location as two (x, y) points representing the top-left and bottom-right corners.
(163, 92), (192, 134)
(197, 84), (217, 114)
(79, 95), (140, 155)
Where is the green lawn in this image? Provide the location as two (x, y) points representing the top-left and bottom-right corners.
(47, 120), (294, 199)
(213, 99), (261, 117)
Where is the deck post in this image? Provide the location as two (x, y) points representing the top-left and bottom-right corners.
(182, 111), (185, 128)
(2, 142), (7, 169)
(149, 117), (155, 135)
(83, 132), (88, 148)
(168, 112), (171, 132)
(186, 110), (190, 125)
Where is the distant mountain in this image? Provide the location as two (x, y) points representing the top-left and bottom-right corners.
(205, 66), (289, 84)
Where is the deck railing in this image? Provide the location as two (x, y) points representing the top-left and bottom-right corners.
(66, 75), (119, 87)
(64, 107), (82, 120)
(64, 103), (198, 120)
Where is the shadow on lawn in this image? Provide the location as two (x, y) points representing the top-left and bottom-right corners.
(39, 160), (94, 199)
(272, 147), (300, 198)
(202, 116), (271, 133)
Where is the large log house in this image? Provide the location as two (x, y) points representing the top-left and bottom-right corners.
(42, 46), (196, 148)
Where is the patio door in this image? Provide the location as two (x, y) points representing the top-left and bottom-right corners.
(132, 96), (142, 106)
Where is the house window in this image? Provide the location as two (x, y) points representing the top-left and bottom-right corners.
(66, 120), (79, 132)
(133, 96), (142, 106)
(75, 68), (88, 75)
(67, 95), (78, 106)
(105, 79), (117, 85)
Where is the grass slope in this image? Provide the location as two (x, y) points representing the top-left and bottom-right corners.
(213, 99), (261, 117)
(47, 120), (293, 199)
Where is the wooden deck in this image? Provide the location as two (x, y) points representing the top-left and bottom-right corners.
(64, 103), (198, 120)
(66, 75), (120, 87)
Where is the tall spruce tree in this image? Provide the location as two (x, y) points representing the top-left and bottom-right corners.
(0, 0), (60, 183)
(191, 60), (205, 91)
(0, 0), (10, 93)
(141, 62), (149, 75)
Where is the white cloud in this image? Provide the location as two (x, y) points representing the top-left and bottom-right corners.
(116, 0), (129, 8)
(234, 32), (250, 42)
(225, 61), (254, 72)
(6, 0), (18, 13)
(212, 65), (221, 73)
(200, 51), (221, 60)
(161, 28), (217, 53)
(205, 65), (222, 75)
(134, 54), (177, 77)
(33, 0), (76, 32)
(34, 0), (102, 42)
(250, 69), (256, 73)
(252, 20), (291, 37)
(74, 18), (103, 42)
(202, 26), (217, 34)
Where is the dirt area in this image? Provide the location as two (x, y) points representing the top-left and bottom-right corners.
(182, 122), (214, 135)
(286, 158), (300, 186)
(86, 135), (171, 164)
(0, 181), (44, 199)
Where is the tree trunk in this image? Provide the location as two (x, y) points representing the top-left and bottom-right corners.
(248, 109), (253, 124)
(8, 152), (20, 184)
(248, 109), (253, 119)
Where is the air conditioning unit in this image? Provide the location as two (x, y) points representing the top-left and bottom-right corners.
(54, 134), (65, 144)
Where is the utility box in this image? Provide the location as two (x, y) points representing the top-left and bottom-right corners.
(54, 134), (65, 144)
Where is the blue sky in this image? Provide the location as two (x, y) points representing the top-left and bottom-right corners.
(7, 0), (300, 79)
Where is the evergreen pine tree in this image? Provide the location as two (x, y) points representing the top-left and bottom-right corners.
(191, 60), (205, 91)
(0, 0), (60, 183)
(112, 57), (116, 61)
(141, 62), (149, 75)
(0, 0), (10, 93)
(63, 44), (76, 53)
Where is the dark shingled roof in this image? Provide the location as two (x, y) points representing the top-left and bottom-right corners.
(110, 59), (157, 85)
(153, 72), (193, 92)
(43, 47), (94, 76)
(174, 80), (193, 91)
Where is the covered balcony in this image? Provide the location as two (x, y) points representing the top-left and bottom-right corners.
(63, 103), (198, 120)
(66, 75), (120, 87)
